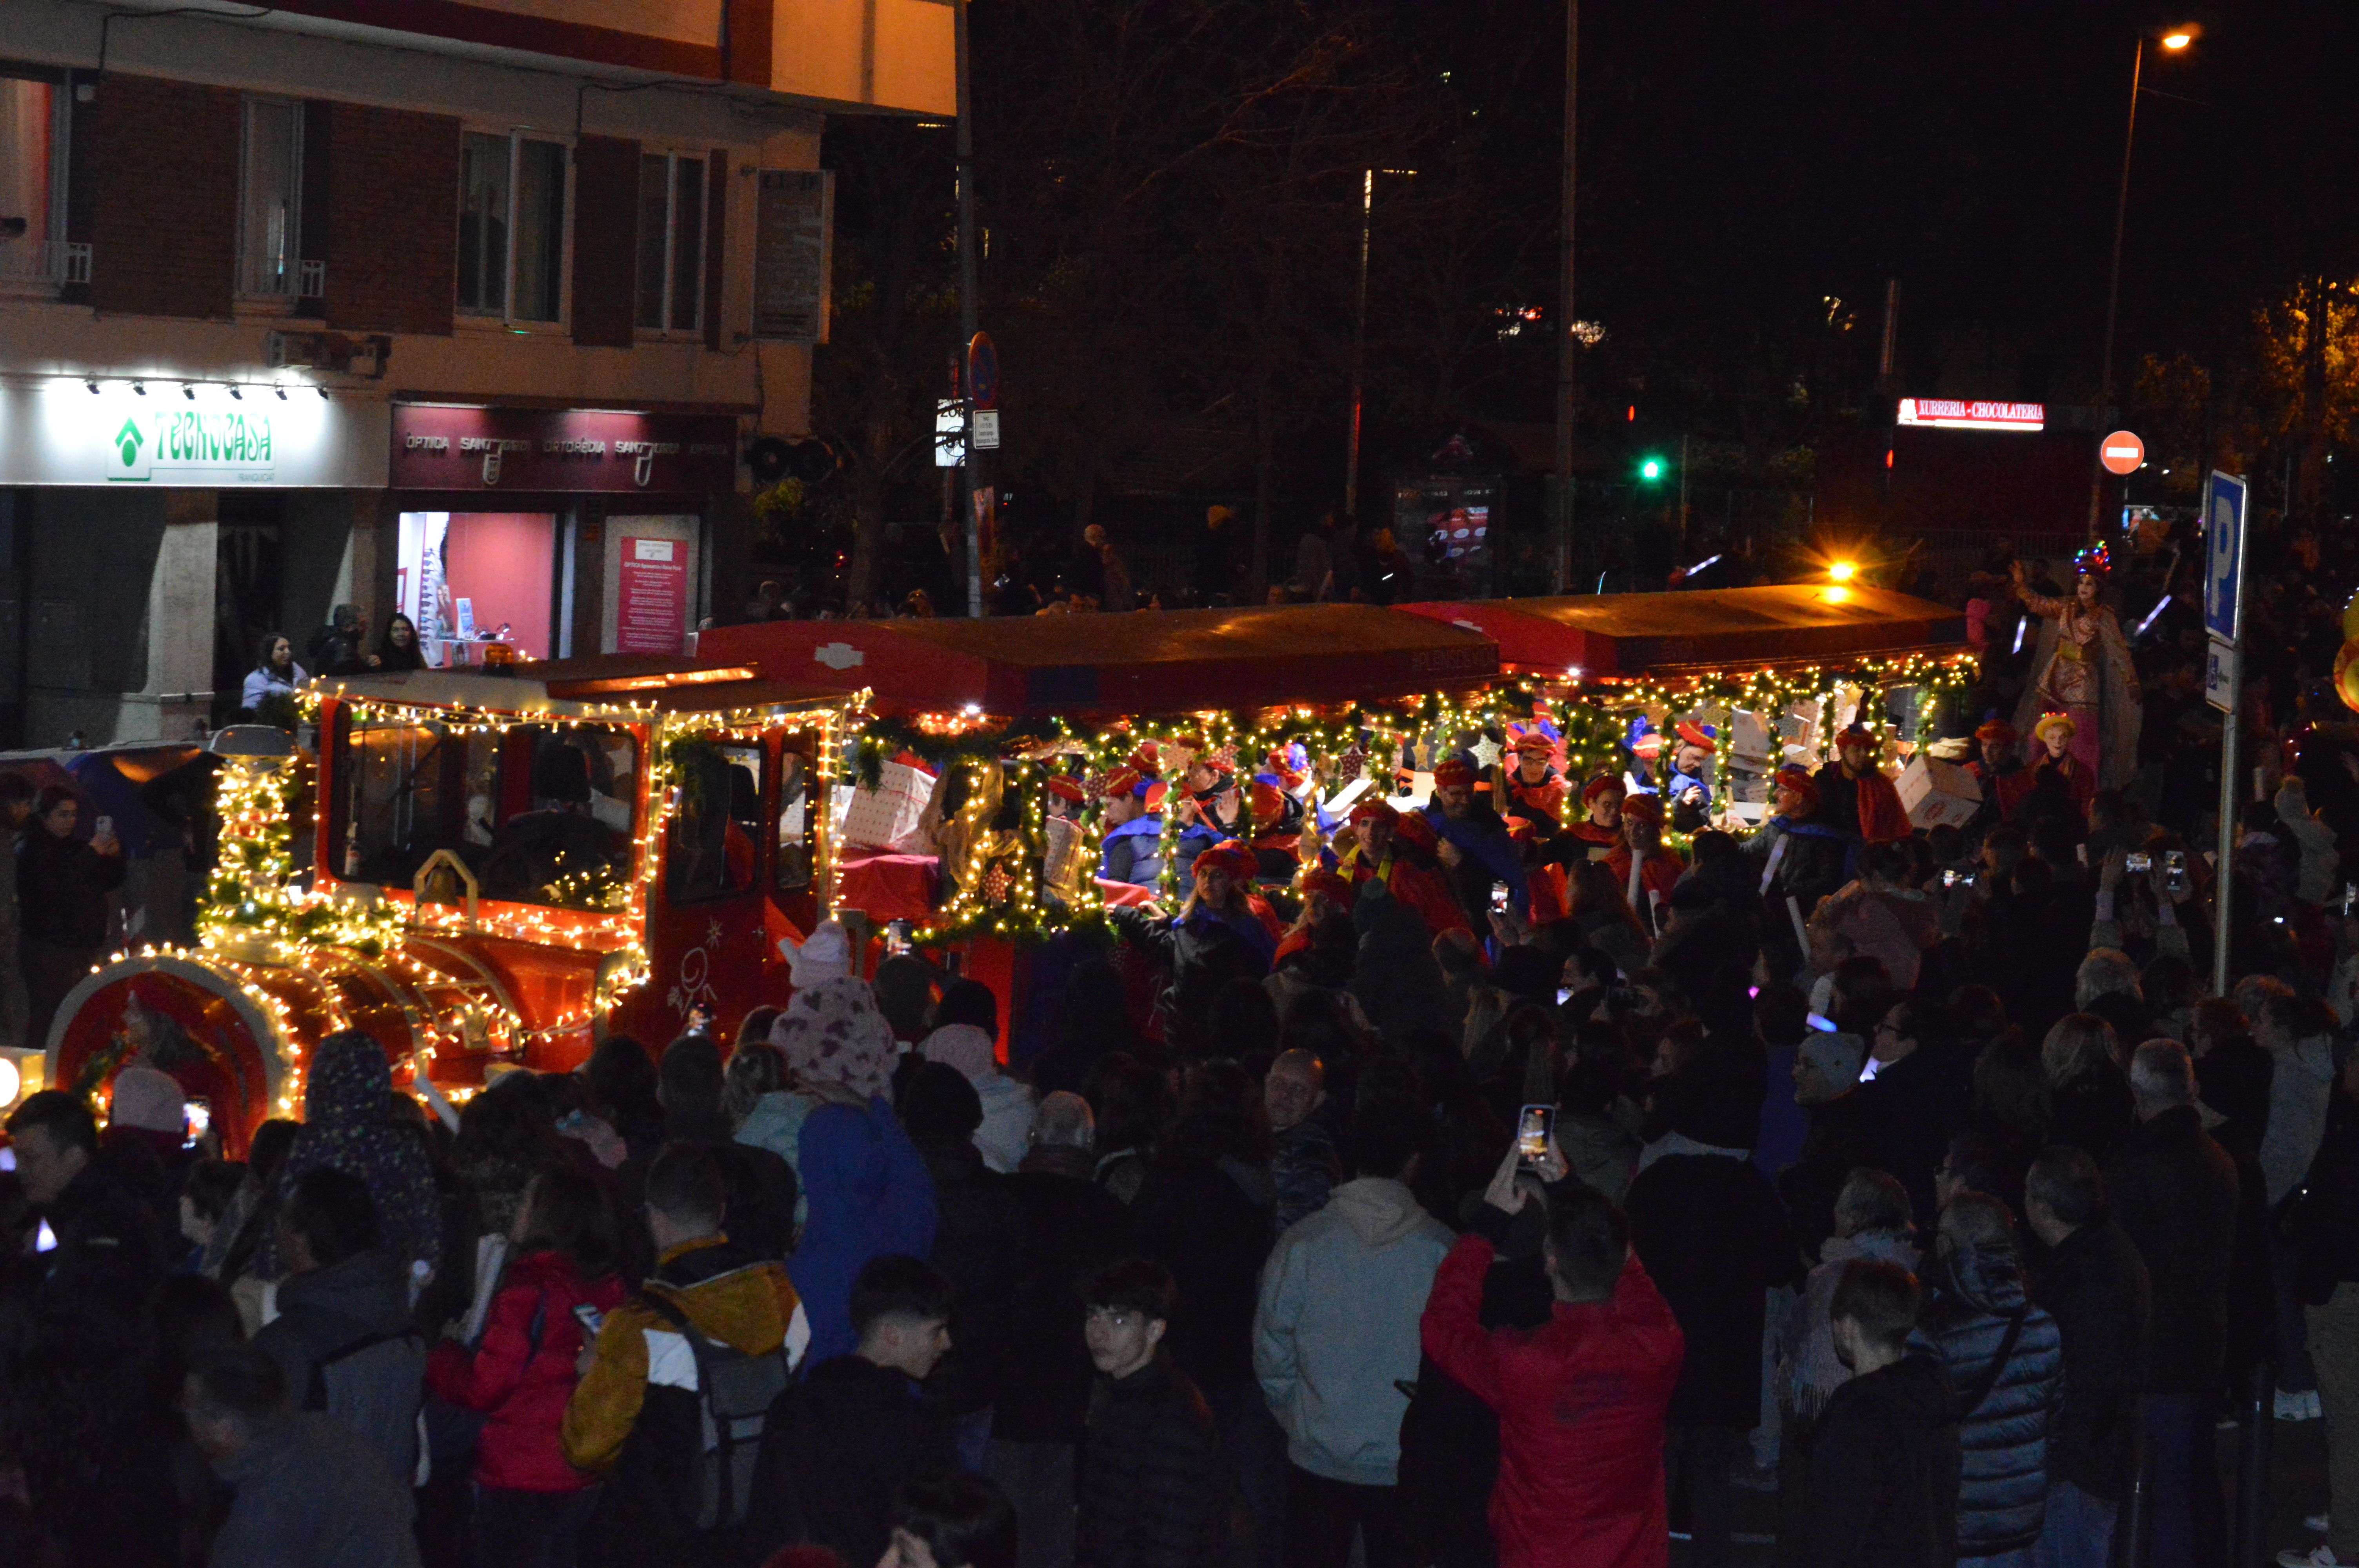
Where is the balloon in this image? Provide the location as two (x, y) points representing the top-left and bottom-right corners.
(2337, 639), (2359, 714)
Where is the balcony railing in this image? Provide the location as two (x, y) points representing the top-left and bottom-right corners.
(0, 238), (92, 285)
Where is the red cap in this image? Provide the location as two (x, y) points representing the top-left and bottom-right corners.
(1301, 869), (1354, 904)
(1837, 722), (1876, 747)
(1434, 758), (1476, 789)
(1046, 776), (1087, 804)
(1193, 841), (1256, 881)
(1248, 780), (1287, 822)
(1350, 797), (1400, 826)
(1974, 719), (2018, 744)
(1674, 720), (1717, 754)
(1100, 766), (1144, 799)
(1511, 730), (1555, 756)
(1582, 775), (1628, 806)
(1774, 764), (1820, 810)
(1394, 811), (1439, 852)
(1620, 792), (1663, 825)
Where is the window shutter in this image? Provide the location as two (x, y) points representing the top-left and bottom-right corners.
(89, 76), (238, 319)
(572, 134), (639, 348)
(324, 103), (458, 336)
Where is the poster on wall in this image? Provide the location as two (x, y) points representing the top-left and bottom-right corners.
(397, 511), (452, 665)
(616, 535), (689, 654)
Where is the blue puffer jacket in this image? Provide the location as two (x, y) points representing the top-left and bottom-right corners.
(1914, 1243), (2063, 1557)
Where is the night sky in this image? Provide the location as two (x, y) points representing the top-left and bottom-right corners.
(1572, 2), (2359, 412)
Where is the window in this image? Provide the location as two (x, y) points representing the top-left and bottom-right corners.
(636, 151), (705, 333)
(0, 72), (79, 288)
(458, 131), (567, 323)
(331, 714), (638, 911)
(238, 98), (303, 298)
(773, 740), (816, 894)
(668, 740), (762, 903)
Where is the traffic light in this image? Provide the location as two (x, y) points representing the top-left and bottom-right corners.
(1637, 456), (1665, 483)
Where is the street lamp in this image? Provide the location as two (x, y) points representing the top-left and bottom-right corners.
(1344, 169), (1415, 520)
(2092, 23), (2198, 532)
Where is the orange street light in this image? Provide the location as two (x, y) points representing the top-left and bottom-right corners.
(2160, 29), (2194, 51)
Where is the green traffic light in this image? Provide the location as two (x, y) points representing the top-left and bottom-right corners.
(1639, 457), (1664, 481)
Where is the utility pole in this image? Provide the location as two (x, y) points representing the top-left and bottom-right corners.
(2090, 35), (2146, 539)
(1550, 0), (1579, 592)
(1346, 170), (1374, 519)
(954, 0), (983, 617)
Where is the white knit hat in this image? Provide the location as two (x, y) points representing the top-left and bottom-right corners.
(779, 918), (853, 985)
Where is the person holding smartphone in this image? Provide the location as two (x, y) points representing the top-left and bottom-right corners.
(18, 785), (123, 1048)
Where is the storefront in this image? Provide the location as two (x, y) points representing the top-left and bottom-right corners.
(0, 377), (389, 744)
(387, 404), (738, 666)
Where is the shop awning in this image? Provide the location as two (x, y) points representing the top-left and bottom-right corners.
(1394, 584), (1968, 678)
(700, 604), (1499, 717)
(317, 657), (849, 719)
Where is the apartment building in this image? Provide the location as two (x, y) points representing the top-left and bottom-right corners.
(0, 0), (953, 742)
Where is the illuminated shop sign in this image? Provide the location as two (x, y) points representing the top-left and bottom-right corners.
(1895, 398), (2045, 432)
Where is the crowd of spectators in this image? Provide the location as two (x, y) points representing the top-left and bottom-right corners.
(11, 512), (2359, 1568)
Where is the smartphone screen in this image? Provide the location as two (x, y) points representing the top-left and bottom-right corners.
(1805, 1012), (1839, 1033)
(1489, 881), (1510, 913)
(572, 1304), (606, 1337)
(182, 1098), (211, 1149)
(2125, 853), (2152, 874)
(1515, 1104), (1554, 1161)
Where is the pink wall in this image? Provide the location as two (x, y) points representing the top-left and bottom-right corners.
(444, 513), (555, 660)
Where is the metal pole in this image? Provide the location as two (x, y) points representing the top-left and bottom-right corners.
(2235, 1359), (2272, 1568)
(2091, 35), (2144, 537)
(2213, 644), (2240, 994)
(1346, 169), (1372, 520)
(1550, 0), (1579, 593)
(954, 0), (982, 617)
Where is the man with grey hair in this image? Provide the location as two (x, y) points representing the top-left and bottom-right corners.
(2110, 1038), (2239, 1568)
(1779, 1033), (1884, 1261)
(993, 1089), (1133, 1568)
(2075, 947), (2150, 1054)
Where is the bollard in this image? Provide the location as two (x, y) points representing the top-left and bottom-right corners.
(2233, 1361), (2272, 1568)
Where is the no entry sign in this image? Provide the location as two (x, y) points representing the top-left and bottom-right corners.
(2100, 430), (2145, 475)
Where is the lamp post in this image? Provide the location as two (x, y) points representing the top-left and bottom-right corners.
(2090, 25), (2194, 535)
(1345, 169), (1414, 521)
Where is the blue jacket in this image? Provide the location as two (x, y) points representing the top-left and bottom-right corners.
(789, 1098), (940, 1364)
(1100, 815), (1167, 886)
(1418, 802), (1527, 916)
(1914, 1243), (2063, 1557)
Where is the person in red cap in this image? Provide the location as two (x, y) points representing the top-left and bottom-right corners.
(1098, 771), (1171, 887)
(1247, 773), (1306, 877)
(1178, 841), (1281, 967)
(1423, 757), (1528, 925)
(1745, 764), (1851, 977)
(1340, 800), (1470, 940)
(1526, 777), (1630, 926)
(1567, 776), (1627, 856)
(1503, 733), (1568, 834)
(1606, 792), (1685, 936)
(1966, 719), (2034, 830)
(1814, 723), (1911, 847)
(1178, 753), (1245, 841)
(1661, 722), (1717, 833)
(1272, 867), (1358, 968)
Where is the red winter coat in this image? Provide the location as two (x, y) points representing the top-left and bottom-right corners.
(1420, 1238), (1684, 1568)
(426, 1249), (626, 1492)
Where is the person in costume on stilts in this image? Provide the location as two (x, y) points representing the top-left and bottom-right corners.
(2012, 543), (2143, 789)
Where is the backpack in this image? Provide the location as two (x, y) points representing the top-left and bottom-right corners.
(640, 1287), (795, 1532)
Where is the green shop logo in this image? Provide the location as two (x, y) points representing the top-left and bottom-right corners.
(107, 409), (276, 483)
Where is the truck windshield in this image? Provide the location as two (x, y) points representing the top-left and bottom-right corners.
(330, 713), (640, 912)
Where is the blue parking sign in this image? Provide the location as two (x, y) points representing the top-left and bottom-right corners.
(2203, 470), (2247, 642)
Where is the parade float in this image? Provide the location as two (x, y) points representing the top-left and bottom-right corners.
(29, 586), (1970, 1150)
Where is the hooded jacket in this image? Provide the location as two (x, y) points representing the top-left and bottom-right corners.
(1254, 1176), (1454, 1486)
(1420, 1237), (1684, 1568)
(252, 1248), (427, 1487)
(1794, 1353), (1960, 1568)
(426, 1249), (626, 1492)
(734, 1088), (814, 1227)
(787, 1096), (940, 1364)
(1916, 1243), (2063, 1556)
